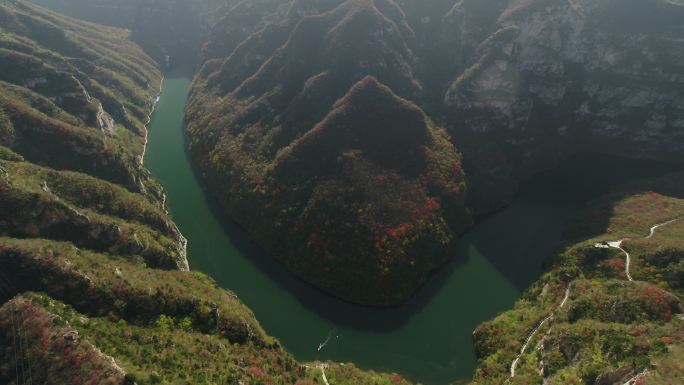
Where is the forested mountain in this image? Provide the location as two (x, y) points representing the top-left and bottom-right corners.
(184, 1), (684, 382)
(469, 172), (684, 384)
(186, 0), (684, 305)
(0, 1), (409, 384)
(2, 0), (683, 384)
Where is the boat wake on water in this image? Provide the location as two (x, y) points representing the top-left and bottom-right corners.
(317, 329), (340, 352)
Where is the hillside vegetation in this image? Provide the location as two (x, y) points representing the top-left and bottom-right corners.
(0, 0), (162, 192)
(471, 173), (684, 385)
(187, 0), (471, 306)
(30, 0), (232, 69)
(3, 0), (683, 384)
(0, 2), (412, 384)
(186, 0), (684, 306)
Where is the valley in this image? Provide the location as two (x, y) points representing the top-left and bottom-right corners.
(1, 1), (683, 384)
(144, 75), (682, 384)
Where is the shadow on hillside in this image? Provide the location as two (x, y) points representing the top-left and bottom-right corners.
(480, 153), (684, 290)
(202, 193), (475, 331)
(192, 151), (683, 331)
(562, 169), (684, 242)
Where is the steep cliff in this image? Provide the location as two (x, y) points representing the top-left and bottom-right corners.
(0, 0), (163, 193)
(3, 0), (683, 384)
(444, 0), (684, 179)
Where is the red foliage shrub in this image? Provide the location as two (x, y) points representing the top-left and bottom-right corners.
(249, 366), (264, 377)
(639, 286), (673, 321)
(387, 223), (413, 240)
(600, 258), (625, 276)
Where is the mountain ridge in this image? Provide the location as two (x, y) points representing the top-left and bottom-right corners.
(0, 2), (412, 384)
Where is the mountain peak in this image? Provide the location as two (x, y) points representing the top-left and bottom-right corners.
(331, 75), (426, 135)
(273, 76), (430, 180)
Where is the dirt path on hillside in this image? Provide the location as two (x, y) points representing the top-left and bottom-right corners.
(505, 217), (683, 382)
(595, 217), (684, 281)
(305, 364), (330, 385)
(508, 284), (572, 379)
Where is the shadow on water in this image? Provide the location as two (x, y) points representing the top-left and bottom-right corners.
(175, 89), (462, 330)
(190, 153), (573, 331)
(215, 152), (684, 323)
(520, 153), (684, 203)
(202, 151), (684, 329)
(479, 153), (684, 291)
(162, 67), (684, 327)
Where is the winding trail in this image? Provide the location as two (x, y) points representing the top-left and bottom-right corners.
(646, 218), (683, 239)
(506, 216), (683, 382)
(622, 369), (648, 385)
(320, 366), (330, 385)
(305, 364), (330, 385)
(595, 217), (684, 282)
(508, 284), (572, 379)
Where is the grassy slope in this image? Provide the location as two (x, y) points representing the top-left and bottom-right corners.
(470, 172), (684, 385)
(0, 293), (411, 385)
(0, 160), (186, 270)
(0, 0), (161, 192)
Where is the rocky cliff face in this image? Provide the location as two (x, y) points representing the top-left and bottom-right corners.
(0, 161), (189, 270)
(0, 0), (189, 274)
(4, 0), (682, 384)
(444, 0), (684, 180)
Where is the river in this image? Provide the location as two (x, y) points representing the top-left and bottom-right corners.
(144, 76), (680, 385)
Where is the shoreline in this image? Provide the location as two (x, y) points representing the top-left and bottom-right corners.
(139, 76), (165, 167)
(139, 75), (190, 271)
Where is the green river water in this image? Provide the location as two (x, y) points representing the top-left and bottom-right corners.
(144, 76), (678, 385)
